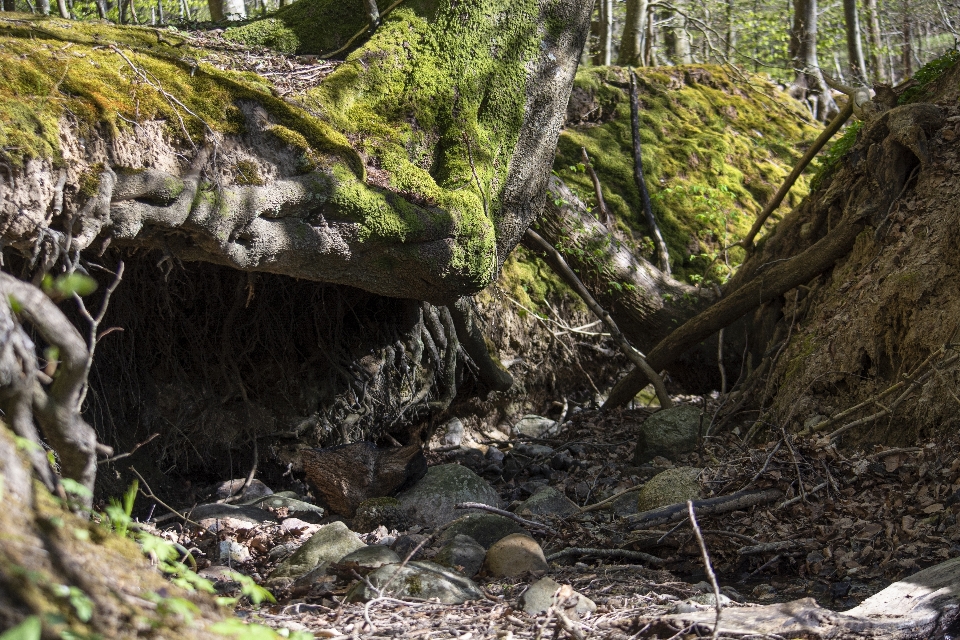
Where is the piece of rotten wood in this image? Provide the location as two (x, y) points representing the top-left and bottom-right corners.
(643, 556), (960, 639)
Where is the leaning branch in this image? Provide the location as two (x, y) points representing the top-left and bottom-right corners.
(524, 228), (673, 409)
(629, 71), (671, 275)
(628, 488), (783, 530)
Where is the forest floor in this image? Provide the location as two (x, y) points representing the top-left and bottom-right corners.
(146, 400), (960, 638)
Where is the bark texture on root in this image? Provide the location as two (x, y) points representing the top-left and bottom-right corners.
(644, 556), (960, 638)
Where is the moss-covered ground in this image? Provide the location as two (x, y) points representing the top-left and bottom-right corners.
(553, 66), (820, 284)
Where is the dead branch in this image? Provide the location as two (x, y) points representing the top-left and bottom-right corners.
(688, 502), (721, 640)
(738, 538), (816, 556)
(580, 147), (611, 227)
(454, 501), (557, 535)
(629, 71), (671, 275)
(524, 228), (673, 409)
(545, 547), (665, 567)
(629, 488), (783, 530)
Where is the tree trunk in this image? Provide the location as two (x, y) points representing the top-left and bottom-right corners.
(663, 0), (692, 64)
(618, 0), (648, 66)
(1, 0), (14, 10)
(843, 0), (868, 83)
(902, 0), (913, 78)
(37, 0), (49, 14)
(865, 0), (885, 82)
(597, 0), (613, 66)
(790, 0), (839, 120)
(209, 0), (244, 20)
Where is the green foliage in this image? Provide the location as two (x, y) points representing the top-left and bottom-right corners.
(41, 273), (98, 300)
(53, 585), (94, 623)
(0, 617), (41, 640)
(223, 18), (300, 54)
(211, 618), (314, 640)
(810, 120), (863, 191)
(899, 49), (960, 104)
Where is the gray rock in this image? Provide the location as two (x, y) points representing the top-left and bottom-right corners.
(484, 533), (548, 578)
(219, 540), (250, 563)
(442, 417), (465, 447)
(636, 467), (702, 512)
(268, 521), (365, 582)
(396, 464), (502, 528)
(434, 535), (486, 577)
(513, 443), (555, 457)
(520, 577), (597, 616)
(215, 478), (273, 501)
(339, 545), (400, 569)
(191, 503), (276, 531)
(291, 563), (334, 589)
(516, 486), (579, 518)
(514, 415), (559, 438)
(609, 489), (641, 517)
(346, 561), (483, 604)
(353, 497), (408, 533)
(633, 405), (704, 463)
(251, 495), (325, 523)
(437, 513), (524, 549)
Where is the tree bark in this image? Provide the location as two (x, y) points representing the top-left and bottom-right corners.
(902, 0), (914, 78)
(209, 0), (245, 21)
(843, 0), (868, 83)
(663, 0), (692, 64)
(597, 0), (613, 66)
(791, 0), (839, 120)
(618, 0), (649, 66)
(865, 0), (885, 82)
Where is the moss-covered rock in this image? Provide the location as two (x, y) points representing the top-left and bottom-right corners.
(636, 466), (702, 512)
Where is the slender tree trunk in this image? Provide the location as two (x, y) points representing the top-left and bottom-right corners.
(1, 0), (14, 11)
(55, 0), (67, 17)
(208, 0), (244, 20)
(618, 0), (649, 66)
(865, 0), (885, 82)
(902, 0), (913, 77)
(37, 0), (49, 15)
(598, 0), (613, 66)
(843, 0), (868, 83)
(664, 0), (693, 64)
(791, 0), (838, 121)
(94, 0), (107, 18)
(725, 0), (736, 58)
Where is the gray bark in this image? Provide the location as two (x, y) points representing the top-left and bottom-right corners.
(618, 0), (649, 66)
(843, 0), (868, 84)
(209, 0), (245, 21)
(790, 0), (839, 120)
(865, 0), (885, 82)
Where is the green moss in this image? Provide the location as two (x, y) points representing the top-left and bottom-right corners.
(223, 18), (300, 54)
(899, 49), (960, 104)
(811, 120), (862, 191)
(232, 159), (265, 186)
(404, 572), (423, 596)
(493, 246), (573, 314)
(78, 163), (104, 198)
(553, 66), (819, 284)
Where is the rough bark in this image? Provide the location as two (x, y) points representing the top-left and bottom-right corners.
(865, 0), (885, 81)
(843, 0), (868, 84)
(208, 0), (245, 21)
(618, 0), (649, 66)
(790, 0), (839, 120)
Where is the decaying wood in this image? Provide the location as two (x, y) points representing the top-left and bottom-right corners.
(523, 228), (673, 409)
(629, 488), (783, 530)
(301, 442), (426, 517)
(643, 556), (960, 639)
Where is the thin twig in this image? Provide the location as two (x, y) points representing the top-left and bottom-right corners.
(74, 260), (124, 409)
(688, 501), (721, 640)
(130, 466), (203, 528)
(100, 432), (159, 464)
(454, 502), (558, 535)
(545, 547), (665, 566)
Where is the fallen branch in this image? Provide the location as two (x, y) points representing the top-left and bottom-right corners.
(578, 486), (641, 513)
(524, 228), (673, 409)
(545, 547), (665, 567)
(629, 71), (671, 275)
(581, 147), (611, 227)
(688, 501), (721, 640)
(629, 488), (783, 530)
(738, 538), (816, 556)
(779, 481), (828, 508)
(454, 502), (557, 535)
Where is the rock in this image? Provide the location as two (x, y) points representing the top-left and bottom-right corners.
(434, 535), (486, 577)
(292, 564), (334, 590)
(268, 521), (365, 583)
(346, 561), (484, 604)
(215, 478), (273, 501)
(441, 417), (464, 447)
(219, 540), (250, 563)
(338, 545), (400, 569)
(280, 518), (319, 533)
(609, 489), (641, 517)
(353, 497), (408, 533)
(633, 405), (704, 464)
(392, 534), (430, 560)
(636, 467), (702, 512)
(514, 415), (559, 438)
(437, 514), (524, 549)
(674, 592), (733, 614)
(520, 577), (597, 616)
(191, 503), (276, 531)
(251, 495), (325, 523)
(484, 533), (549, 577)
(486, 447), (505, 463)
(516, 486), (579, 518)
(513, 443), (555, 457)
(396, 464), (502, 528)
(301, 442), (427, 517)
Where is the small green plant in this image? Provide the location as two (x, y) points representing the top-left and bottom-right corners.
(53, 585), (94, 623)
(811, 120), (863, 191)
(40, 272), (98, 301)
(899, 49), (960, 104)
(0, 616), (41, 640)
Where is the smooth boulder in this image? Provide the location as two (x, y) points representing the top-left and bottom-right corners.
(636, 467), (702, 512)
(268, 521), (365, 583)
(396, 464), (502, 528)
(633, 405), (703, 463)
(484, 533), (549, 577)
(434, 535), (486, 577)
(345, 561), (484, 604)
